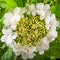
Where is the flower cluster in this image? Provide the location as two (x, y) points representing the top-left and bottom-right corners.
(1, 3), (59, 60)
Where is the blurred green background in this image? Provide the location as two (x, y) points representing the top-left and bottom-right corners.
(0, 0), (60, 60)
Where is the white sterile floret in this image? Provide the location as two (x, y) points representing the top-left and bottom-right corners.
(46, 30), (58, 42)
(36, 3), (44, 10)
(6, 36), (13, 45)
(36, 37), (49, 55)
(10, 15), (20, 24)
(40, 37), (49, 50)
(11, 25), (17, 30)
(44, 4), (50, 10)
(1, 34), (13, 45)
(4, 12), (13, 19)
(45, 15), (51, 30)
(50, 14), (59, 30)
(10, 32), (17, 39)
(3, 19), (10, 27)
(2, 27), (12, 35)
(1, 35), (7, 42)
(29, 4), (35, 12)
(9, 40), (16, 48)
(20, 45), (36, 59)
(29, 4), (36, 16)
(36, 10), (45, 20)
(36, 3), (50, 20)
(14, 7), (20, 15)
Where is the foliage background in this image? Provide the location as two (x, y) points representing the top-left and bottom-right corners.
(0, 0), (60, 60)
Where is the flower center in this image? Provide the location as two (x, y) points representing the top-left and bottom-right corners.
(15, 15), (48, 46)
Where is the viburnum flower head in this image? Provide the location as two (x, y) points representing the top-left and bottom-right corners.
(1, 3), (59, 60)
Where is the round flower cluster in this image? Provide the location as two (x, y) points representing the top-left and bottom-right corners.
(1, 3), (59, 60)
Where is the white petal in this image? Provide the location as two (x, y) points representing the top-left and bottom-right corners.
(14, 7), (20, 14)
(36, 10), (45, 20)
(28, 53), (35, 59)
(41, 37), (49, 45)
(11, 15), (20, 23)
(11, 32), (17, 39)
(36, 3), (44, 10)
(3, 19), (10, 26)
(31, 46), (37, 52)
(46, 30), (57, 42)
(10, 40), (16, 48)
(28, 46), (37, 54)
(45, 16), (51, 24)
(42, 44), (49, 50)
(6, 35), (13, 44)
(50, 14), (58, 27)
(21, 52), (28, 60)
(10, 18), (16, 25)
(4, 12), (13, 19)
(45, 16), (51, 30)
(6, 38), (12, 45)
(51, 30), (58, 38)
(44, 4), (50, 10)
(39, 50), (44, 55)
(45, 10), (51, 17)
(27, 11), (31, 15)
(2, 28), (12, 35)
(22, 7), (27, 14)
(45, 24), (50, 30)
(11, 25), (16, 30)
(10, 14), (20, 26)
(32, 11), (36, 16)
(40, 10), (45, 20)
(1, 35), (7, 42)
(29, 4), (35, 12)
(15, 15), (20, 21)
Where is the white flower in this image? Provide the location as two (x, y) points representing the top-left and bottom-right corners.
(1, 3), (59, 60)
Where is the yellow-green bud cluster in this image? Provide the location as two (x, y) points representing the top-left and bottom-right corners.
(15, 15), (48, 46)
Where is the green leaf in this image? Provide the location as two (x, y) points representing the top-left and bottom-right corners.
(43, 0), (50, 3)
(55, 0), (60, 20)
(1, 0), (17, 11)
(1, 48), (16, 60)
(0, 41), (8, 58)
(0, 1), (6, 19)
(14, 0), (27, 7)
(50, 5), (56, 14)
